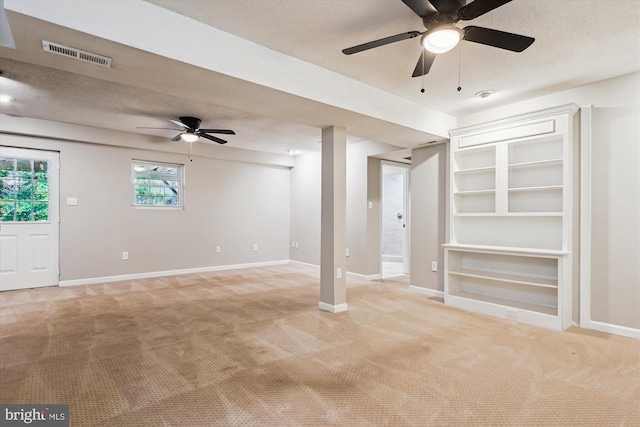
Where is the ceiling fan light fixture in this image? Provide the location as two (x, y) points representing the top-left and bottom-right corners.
(181, 132), (199, 143)
(421, 25), (464, 54)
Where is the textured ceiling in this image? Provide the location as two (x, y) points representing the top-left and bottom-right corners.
(144, 0), (640, 115)
(0, 0), (639, 157)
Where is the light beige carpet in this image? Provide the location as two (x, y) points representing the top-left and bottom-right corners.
(0, 265), (638, 426)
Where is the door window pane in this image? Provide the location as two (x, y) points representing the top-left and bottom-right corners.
(0, 158), (49, 222)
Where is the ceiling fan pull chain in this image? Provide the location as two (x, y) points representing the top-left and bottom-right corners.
(457, 43), (462, 92)
(420, 50), (425, 93)
(188, 141), (193, 162)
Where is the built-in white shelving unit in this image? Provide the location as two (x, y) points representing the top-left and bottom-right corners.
(446, 104), (579, 330)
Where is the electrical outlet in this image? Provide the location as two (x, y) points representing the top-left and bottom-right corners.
(336, 268), (342, 279)
(253, 244), (258, 251)
(215, 246), (221, 253)
(67, 197), (78, 206)
(431, 261), (437, 272)
(122, 252), (128, 260)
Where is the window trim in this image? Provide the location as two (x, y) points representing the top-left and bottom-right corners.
(131, 160), (184, 209)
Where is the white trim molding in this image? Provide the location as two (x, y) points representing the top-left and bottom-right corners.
(288, 260), (381, 280)
(318, 302), (348, 313)
(580, 105), (593, 329)
(288, 260), (320, 272)
(59, 260), (290, 287)
(408, 285), (444, 299)
(59, 259), (384, 288)
(578, 105), (639, 340)
(347, 272), (382, 281)
(586, 321), (640, 340)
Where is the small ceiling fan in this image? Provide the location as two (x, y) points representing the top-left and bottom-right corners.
(137, 116), (235, 144)
(342, 0), (534, 77)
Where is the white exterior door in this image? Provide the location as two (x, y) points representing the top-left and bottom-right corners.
(0, 147), (59, 291)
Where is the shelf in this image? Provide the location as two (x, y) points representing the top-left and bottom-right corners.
(508, 158), (563, 169)
(454, 165), (496, 174)
(447, 291), (558, 316)
(508, 185), (562, 193)
(443, 244), (569, 257)
(454, 189), (496, 195)
(449, 269), (557, 288)
(454, 213), (562, 217)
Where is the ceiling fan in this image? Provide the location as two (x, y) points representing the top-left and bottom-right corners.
(342, 0), (534, 77)
(137, 116), (235, 144)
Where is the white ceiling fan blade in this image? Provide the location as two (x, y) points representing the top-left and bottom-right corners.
(0, 0), (16, 49)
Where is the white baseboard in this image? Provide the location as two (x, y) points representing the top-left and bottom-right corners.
(288, 260), (381, 280)
(585, 320), (640, 339)
(347, 272), (382, 281)
(59, 260), (290, 287)
(59, 259), (385, 288)
(288, 260), (320, 271)
(408, 285), (444, 299)
(318, 302), (348, 313)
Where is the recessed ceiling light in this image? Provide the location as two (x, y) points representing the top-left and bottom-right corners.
(0, 94), (14, 103)
(474, 90), (494, 99)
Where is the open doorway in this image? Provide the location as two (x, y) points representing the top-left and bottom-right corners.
(381, 161), (410, 278)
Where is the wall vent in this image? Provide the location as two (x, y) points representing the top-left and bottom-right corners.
(42, 40), (112, 68)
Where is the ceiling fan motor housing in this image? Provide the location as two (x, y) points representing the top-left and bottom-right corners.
(428, 0), (466, 13)
(423, 11), (460, 30)
(179, 116), (201, 130)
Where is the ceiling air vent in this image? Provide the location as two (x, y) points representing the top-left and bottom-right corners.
(42, 40), (112, 68)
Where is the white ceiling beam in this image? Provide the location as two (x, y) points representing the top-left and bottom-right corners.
(6, 0), (456, 140)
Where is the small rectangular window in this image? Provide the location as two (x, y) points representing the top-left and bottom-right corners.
(132, 160), (183, 208)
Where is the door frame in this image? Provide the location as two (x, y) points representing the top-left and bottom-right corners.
(380, 160), (411, 276)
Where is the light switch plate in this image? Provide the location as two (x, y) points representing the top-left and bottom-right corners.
(67, 197), (78, 206)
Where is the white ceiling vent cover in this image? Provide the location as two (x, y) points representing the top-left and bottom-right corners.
(42, 40), (112, 68)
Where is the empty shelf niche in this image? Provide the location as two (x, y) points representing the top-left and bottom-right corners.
(447, 250), (558, 315)
(509, 187), (563, 213)
(454, 145), (495, 170)
(453, 216), (563, 250)
(508, 136), (563, 165)
(455, 192), (496, 214)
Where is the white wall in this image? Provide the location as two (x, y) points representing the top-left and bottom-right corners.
(289, 151), (322, 266)
(289, 139), (400, 276)
(1, 129), (291, 282)
(459, 72), (640, 331)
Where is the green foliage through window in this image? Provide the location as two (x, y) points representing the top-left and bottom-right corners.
(0, 158), (49, 222)
(132, 161), (183, 207)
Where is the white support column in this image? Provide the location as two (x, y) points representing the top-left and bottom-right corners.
(319, 126), (348, 313)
